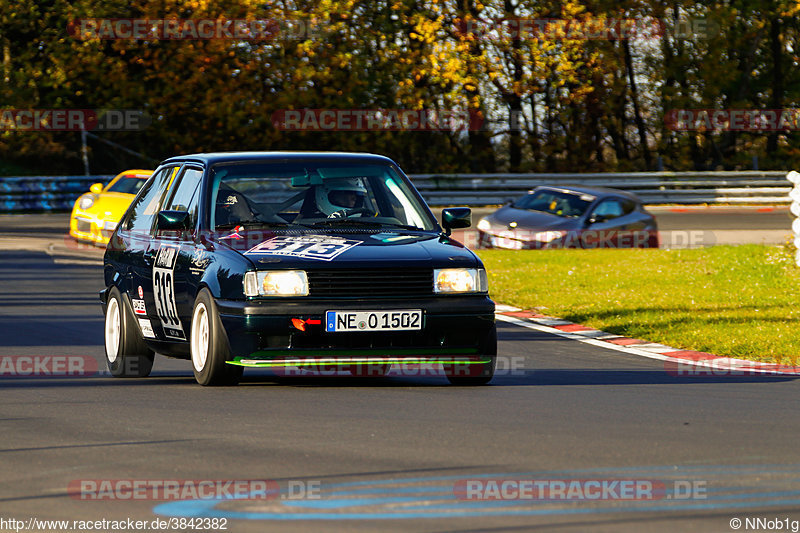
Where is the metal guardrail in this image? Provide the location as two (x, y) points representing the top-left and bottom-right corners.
(789, 171), (800, 265)
(408, 171), (791, 206)
(0, 171), (792, 213)
(0, 176), (111, 213)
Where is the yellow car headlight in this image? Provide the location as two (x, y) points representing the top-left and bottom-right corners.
(244, 270), (308, 297)
(79, 194), (96, 210)
(433, 268), (488, 294)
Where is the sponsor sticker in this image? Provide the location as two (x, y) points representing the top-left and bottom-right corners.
(189, 249), (211, 274)
(138, 285), (144, 298)
(245, 235), (360, 261)
(131, 298), (147, 315)
(138, 318), (155, 339)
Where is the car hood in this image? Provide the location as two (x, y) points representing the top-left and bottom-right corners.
(485, 206), (581, 231)
(216, 229), (480, 269)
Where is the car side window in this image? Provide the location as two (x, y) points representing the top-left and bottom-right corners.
(164, 167), (203, 230)
(122, 166), (177, 233)
(621, 199), (637, 215)
(591, 199), (625, 220)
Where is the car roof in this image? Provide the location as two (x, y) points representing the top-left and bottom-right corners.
(535, 185), (642, 202)
(159, 151), (397, 167)
(114, 169), (153, 179)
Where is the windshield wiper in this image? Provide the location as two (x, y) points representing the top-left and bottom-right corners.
(381, 223), (427, 231)
(215, 221), (301, 230)
(310, 218), (383, 227)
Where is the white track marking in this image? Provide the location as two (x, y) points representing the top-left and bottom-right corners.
(496, 313), (799, 375)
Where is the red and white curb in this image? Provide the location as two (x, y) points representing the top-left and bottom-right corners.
(495, 304), (799, 376)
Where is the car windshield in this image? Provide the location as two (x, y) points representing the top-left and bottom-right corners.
(209, 161), (437, 231)
(106, 175), (148, 194)
(512, 189), (595, 218)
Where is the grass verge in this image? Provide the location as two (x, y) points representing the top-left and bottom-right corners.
(477, 244), (800, 364)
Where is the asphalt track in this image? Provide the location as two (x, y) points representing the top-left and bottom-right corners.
(1, 213), (800, 532)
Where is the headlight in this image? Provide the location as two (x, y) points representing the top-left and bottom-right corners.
(477, 218), (491, 231)
(79, 194), (96, 210)
(243, 270), (308, 297)
(534, 230), (566, 243)
(434, 268), (488, 293)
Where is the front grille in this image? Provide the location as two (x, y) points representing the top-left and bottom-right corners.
(307, 268), (433, 298)
(288, 330), (481, 352)
(76, 218), (92, 233)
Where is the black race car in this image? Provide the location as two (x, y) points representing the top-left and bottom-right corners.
(477, 186), (659, 249)
(101, 152), (496, 386)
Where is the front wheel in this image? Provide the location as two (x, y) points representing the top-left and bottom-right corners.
(446, 324), (497, 386)
(190, 289), (243, 386)
(104, 287), (154, 377)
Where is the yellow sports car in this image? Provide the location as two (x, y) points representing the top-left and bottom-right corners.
(69, 169), (153, 245)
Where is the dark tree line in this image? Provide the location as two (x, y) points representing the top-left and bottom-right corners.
(0, 0), (798, 174)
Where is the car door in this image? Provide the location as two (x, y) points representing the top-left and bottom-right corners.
(153, 165), (205, 341)
(123, 165), (181, 341)
(582, 197), (629, 248)
(116, 165), (179, 341)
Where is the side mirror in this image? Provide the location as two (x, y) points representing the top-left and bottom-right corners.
(588, 214), (606, 225)
(156, 210), (191, 232)
(442, 207), (471, 235)
(89, 183), (103, 194)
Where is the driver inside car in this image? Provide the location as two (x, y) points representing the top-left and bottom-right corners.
(306, 177), (368, 219)
(215, 182), (257, 227)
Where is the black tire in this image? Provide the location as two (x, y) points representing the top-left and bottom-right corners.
(190, 288), (243, 386)
(104, 287), (154, 377)
(446, 324), (497, 386)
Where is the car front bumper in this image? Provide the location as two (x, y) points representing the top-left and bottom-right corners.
(70, 211), (118, 245)
(216, 295), (495, 360)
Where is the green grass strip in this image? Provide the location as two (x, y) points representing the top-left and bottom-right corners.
(478, 244), (800, 364)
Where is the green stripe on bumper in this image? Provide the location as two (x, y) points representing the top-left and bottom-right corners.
(226, 357), (490, 368)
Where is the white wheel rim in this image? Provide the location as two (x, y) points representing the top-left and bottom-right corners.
(191, 303), (210, 372)
(105, 297), (120, 363)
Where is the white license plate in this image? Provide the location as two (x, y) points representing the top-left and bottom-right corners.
(325, 310), (422, 332)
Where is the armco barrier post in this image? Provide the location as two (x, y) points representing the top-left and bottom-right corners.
(788, 171), (800, 266)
